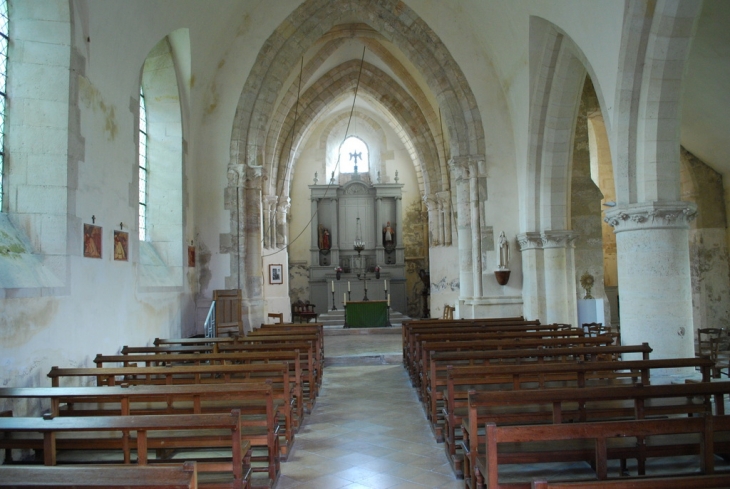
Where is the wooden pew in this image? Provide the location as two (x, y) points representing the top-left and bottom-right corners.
(0, 412), (246, 489)
(0, 462), (198, 489)
(416, 336), (616, 404)
(409, 328), (585, 386)
(532, 473), (730, 489)
(425, 344), (654, 433)
(476, 415), (730, 489)
(104, 343), (306, 414)
(440, 358), (714, 477)
(463, 381), (730, 489)
(0, 384), (279, 486)
(48, 363), (297, 458)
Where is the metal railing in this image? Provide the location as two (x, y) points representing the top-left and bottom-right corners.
(204, 301), (216, 338)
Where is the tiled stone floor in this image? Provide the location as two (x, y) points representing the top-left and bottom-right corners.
(278, 365), (461, 489)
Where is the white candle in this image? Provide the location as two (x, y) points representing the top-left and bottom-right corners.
(343, 292), (347, 305)
(348, 281), (351, 291)
(331, 281), (334, 292)
(387, 294), (390, 306)
(384, 279), (387, 291)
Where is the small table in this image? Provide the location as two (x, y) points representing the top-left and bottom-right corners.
(345, 300), (389, 328)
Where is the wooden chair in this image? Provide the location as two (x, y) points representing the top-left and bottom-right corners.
(214, 289), (243, 336)
(697, 328), (728, 378)
(291, 300), (317, 323)
(442, 304), (454, 320)
(267, 312), (283, 324)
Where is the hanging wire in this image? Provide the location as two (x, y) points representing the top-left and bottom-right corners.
(262, 46), (368, 258)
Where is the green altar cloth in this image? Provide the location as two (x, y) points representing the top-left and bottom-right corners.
(345, 300), (389, 328)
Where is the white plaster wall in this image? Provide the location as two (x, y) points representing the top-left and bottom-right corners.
(429, 246), (460, 319)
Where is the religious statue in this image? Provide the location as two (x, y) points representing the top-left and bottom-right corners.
(498, 231), (510, 269)
(383, 221), (395, 248)
(318, 224), (331, 250)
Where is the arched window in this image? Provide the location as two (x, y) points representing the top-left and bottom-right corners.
(0, 0), (8, 209)
(339, 136), (369, 174)
(138, 86), (148, 240)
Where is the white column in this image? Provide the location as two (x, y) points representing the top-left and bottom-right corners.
(541, 231), (578, 326)
(605, 202), (697, 361)
(310, 197), (319, 264)
(517, 233), (545, 321)
(469, 163), (483, 298)
(449, 157), (473, 298)
(424, 195), (438, 246)
(330, 197), (339, 266)
(437, 190), (452, 246)
(276, 198), (290, 249)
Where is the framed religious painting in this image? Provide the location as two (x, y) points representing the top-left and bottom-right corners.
(113, 230), (128, 261)
(83, 224), (102, 259)
(269, 264), (283, 284)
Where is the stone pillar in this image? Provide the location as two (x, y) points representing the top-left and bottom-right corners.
(605, 202), (697, 361)
(437, 190), (452, 246)
(242, 165), (264, 331)
(449, 157), (473, 298)
(330, 197), (339, 266)
(424, 195), (438, 247)
(263, 195), (277, 249)
(541, 231), (579, 326)
(310, 197), (319, 264)
(469, 162), (483, 298)
(276, 198), (290, 249)
(517, 233), (546, 321)
(395, 196), (404, 264)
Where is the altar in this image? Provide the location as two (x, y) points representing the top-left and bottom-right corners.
(345, 300), (389, 328)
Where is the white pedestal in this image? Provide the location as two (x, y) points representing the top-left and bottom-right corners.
(577, 299), (604, 328)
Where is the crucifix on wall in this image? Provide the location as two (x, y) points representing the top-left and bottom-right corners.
(350, 151), (362, 173)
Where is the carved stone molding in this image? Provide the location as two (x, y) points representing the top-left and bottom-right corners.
(604, 201), (698, 233)
(435, 190), (451, 206)
(277, 197), (291, 215)
(448, 155), (486, 180)
(541, 230), (579, 249)
(516, 230), (579, 251)
(244, 165), (263, 188)
(227, 164), (245, 187)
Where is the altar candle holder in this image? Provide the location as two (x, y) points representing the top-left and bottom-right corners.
(331, 289), (337, 311)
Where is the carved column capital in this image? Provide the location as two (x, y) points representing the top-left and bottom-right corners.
(423, 194), (438, 211)
(435, 190), (451, 205)
(243, 165), (264, 189)
(227, 164), (245, 187)
(604, 201), (697, 233)
(448, 157), (471, 181)
(516, 232), (543, 251)
(277, 197), (291, 215)
(263, 195), (278, 210)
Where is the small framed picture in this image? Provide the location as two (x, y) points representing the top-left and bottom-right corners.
(269, 264), (283, 284)
(113, 230), (128, 261)
(83, 224), (102, 259)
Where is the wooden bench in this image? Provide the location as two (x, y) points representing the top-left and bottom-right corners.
(291, 301), (317, 323)
(532, 473), (730, 489)
(463, 381), (730, 489)
(48, 362), (297, 459)
(424, 344), (654, 433)
(477, 415), (730, 489)
(0, 412), (248, 489)
(415, 336), (616, 404)
(0, 383), (279, 486)
(0, 462), (198, 488)
(440, 358), (714, 477)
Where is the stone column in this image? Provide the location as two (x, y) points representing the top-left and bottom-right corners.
(276, 198), (290, 249)
(517, 232), (546, 321)
(310, 197), (319, 264)
(330, 197), (339, 266)
(424, 195), (439, 247)
(468, 160), (483, 298)
(605, 202), (697, 361)
(541, 230), (579, 326)
(263, 196), (277, 249)
(437, 191), (452, 246)
(242, 166), (264, 331)
(395, 196), (404, 264)
(449, 157), (473, 298)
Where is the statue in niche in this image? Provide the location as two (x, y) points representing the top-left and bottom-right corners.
(383, 221), (396, 249)
(318, 224), (331, 251)
(498, 231), (510, 269)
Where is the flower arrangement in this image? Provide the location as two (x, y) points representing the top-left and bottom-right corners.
(334, 266), (343, 280)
